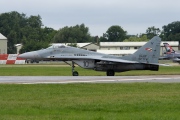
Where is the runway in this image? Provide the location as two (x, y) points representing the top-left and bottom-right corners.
(0, 75), (180, 84)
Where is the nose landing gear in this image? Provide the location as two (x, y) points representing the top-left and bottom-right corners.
(72, 61), (79, 76)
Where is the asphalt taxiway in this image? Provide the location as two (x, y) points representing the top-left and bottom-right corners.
(0, 75), (180, 84)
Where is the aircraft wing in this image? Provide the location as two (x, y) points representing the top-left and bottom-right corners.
(159, 56), (180, 61)
(159, 56), (169, 60)
(46, 55), (138, 63)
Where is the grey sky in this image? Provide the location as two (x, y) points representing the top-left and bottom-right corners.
(1, 0), (180, 36)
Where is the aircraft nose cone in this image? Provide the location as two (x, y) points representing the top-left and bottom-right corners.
(18, 53), (30, 59)
(18, 51), (41, 59)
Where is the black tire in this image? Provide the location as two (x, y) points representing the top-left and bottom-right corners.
(106, 70), (115, 76)
(73, 71), (79, 76)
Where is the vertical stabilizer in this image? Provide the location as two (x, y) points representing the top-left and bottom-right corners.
(163, 43), (175, 53)
(122, 36), (161, 64)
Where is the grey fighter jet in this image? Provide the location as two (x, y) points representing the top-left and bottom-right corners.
(160, 43), (180, 64)
(19, 36), (164, 76)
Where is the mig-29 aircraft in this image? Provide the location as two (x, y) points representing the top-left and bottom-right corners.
(19, 36), (164, 76)
(160, 43), (180, 64)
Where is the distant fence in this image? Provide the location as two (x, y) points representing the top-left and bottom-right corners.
(0, 54), (25, 64)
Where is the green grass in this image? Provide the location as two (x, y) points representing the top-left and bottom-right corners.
(0, 64), (179, 119)
(0, 83), (179, 120)
(0, 64), (179, 76)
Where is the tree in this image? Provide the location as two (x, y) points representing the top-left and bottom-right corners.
(41, 27), (57, 43)
(0, 11), (57, 53)
(161, 21), (180, 42)
(146, 26), (161, 39)
(100, 25), (127, 42)
(99, 34), (108, 42)
(123, 35), (148, 42)
(0, 11), (27, 53)
(28, 15), (43, 28)
(19, 41), (49, 53)
(53, 24), (92, 43)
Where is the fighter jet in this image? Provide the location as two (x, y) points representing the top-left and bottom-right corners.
(19, 36), (164, 76)
(160, 43), (180, 64)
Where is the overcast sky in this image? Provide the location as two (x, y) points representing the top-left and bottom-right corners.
(1, 0), (180, 36)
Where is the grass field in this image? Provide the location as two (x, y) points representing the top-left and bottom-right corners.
(0, 64), (180, 76)
(0, 83), (180, 120)
(0, 64), (179, 119)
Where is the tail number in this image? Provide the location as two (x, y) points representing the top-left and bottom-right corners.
(138, 54), (147, 60)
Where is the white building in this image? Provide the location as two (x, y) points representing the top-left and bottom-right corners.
(99, 41), (179, 56)
(0, 33), (7, 54)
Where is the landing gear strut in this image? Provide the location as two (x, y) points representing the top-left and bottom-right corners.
(106, 70), (115, 76)
(72, 61), (79, 76)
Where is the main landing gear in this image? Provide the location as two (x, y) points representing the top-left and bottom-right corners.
(72, 61), (79, 76)
(106, 70), (115, 76)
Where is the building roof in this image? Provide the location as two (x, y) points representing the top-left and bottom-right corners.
(0, 33), (7, 40)
(100, 41), (179, 47)
(76, 43), (90, 48)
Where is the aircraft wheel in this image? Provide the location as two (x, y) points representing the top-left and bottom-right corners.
(106, 70), (115, 76)
(73, 71), (79, 76)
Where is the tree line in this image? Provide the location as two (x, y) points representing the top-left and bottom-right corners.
(0, 11), (180, 53)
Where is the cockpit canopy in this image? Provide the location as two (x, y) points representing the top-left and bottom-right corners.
(47, 44), (68, 49)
